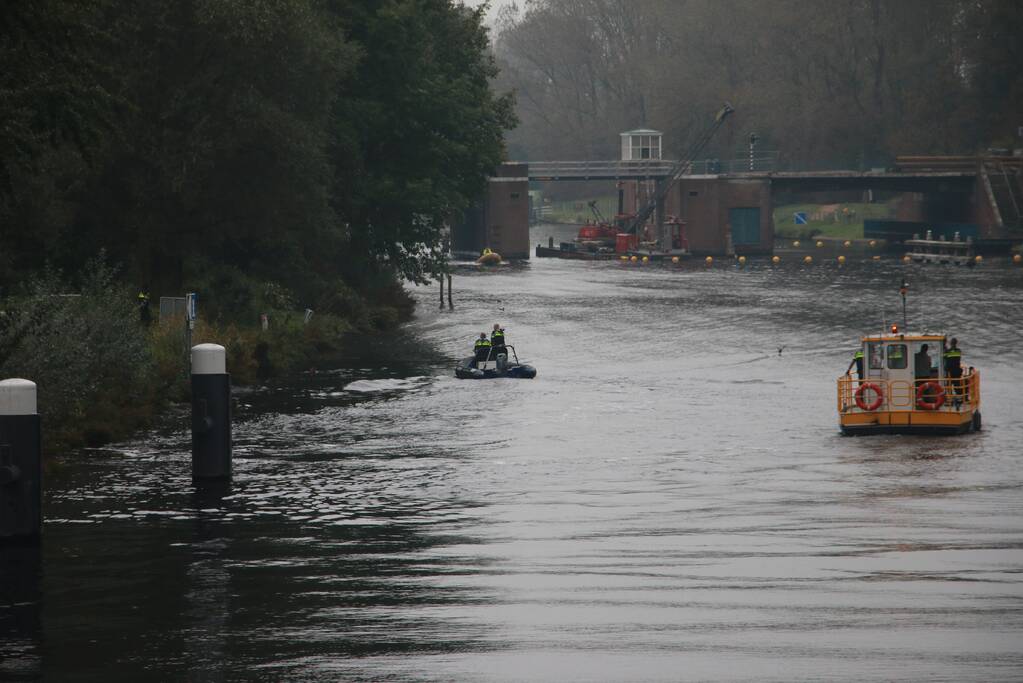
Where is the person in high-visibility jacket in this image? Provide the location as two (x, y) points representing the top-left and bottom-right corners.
(473, 333), (492, 366)
(490, 324), (506, 356)
(944, 337), (964, 401)
(137, 290), (151, 325)
(845, 349), (864, 380)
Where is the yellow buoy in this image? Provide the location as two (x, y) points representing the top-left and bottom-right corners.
(803, 255), (813, 264)
(620, 255), (628, 261)
(902, 255), (911, 263)
(671, 256), (680, 263)
(630, 255), (638, 262)
(792, 240), (801, 248)
(843, 240), (851, 248)
(705, 256), (713, 265)
(1013, 254), (1022, 264)
(974, 255), (983, 264)
(837, 255), (846, 264)
(771, 255), (780, 264)
(868, 240), (877, 247)
(641, 255), (649, 263)
(738, 255), (746, 265)
(815, 240), (824, 248)
(872, 255), (881, 261)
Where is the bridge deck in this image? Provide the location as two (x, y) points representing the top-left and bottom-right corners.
(527, 160), (977, 182)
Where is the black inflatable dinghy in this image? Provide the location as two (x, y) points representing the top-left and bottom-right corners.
(455, 345), (536, 379)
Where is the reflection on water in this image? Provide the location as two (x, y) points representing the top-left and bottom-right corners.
(18, 230), (1023, 680)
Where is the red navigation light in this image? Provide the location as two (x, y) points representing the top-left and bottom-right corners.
(890, 324), (898, 334)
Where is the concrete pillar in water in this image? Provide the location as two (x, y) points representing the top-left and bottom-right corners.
(191, 344), (231, 481)
(0, 379), (42, 544)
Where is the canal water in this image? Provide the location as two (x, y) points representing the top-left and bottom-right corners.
(4, 225), (1023, 681)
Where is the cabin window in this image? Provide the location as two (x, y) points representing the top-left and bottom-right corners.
(689, 191), (699, 197)
(868, 343), (883, 369)
(886, 344), (907, 369)
(510, 192), (520, 199)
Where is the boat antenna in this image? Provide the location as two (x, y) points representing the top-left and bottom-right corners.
(899, 278), (908, 330)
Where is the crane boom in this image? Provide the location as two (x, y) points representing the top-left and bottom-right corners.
(625, 103), (734, 236)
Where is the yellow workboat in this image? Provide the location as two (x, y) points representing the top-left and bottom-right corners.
(837, 325), (980, 435)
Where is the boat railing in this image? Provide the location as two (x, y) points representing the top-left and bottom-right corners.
(837, 372), (980, 413)
(478, 344), (520, 371)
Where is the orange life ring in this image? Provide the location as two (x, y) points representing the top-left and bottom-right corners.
(916, 381), (945, 410)
(854, 382), (884, 411)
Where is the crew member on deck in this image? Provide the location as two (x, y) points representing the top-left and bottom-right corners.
(944, 337), (963, 399)
(914, 344), (932, 380)
(845, 349), (864, 381)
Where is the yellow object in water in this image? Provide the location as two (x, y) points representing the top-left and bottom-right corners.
(872, 255), (881, 260)
(671, 256), (680, 263)
(974, 255), (983, 264)
(869, 240), (877, 247)
(804, 255), (813, 264)
(772, 255), (780, 264)
(792, 240), (801, 247)
(477, 250), (502, 265)
(816, 240), (824, 248)
(1013, 254), (1022, 264)
(902, 255), (911, 263)
(843, 240), (851, 248)
(630, 255), (638, 262)
(620, 255), (628, 261)
(705, 256), (713, 265)
(738, 255), (747, 265)
(641, 256), (649, 263)
(837, 255), (846, 264)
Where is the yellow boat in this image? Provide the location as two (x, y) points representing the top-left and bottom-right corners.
(837, 326), (981, 436)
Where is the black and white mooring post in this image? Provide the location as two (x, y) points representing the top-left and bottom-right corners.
(191, 344), (231, 481)
(0, 379), (42, 544)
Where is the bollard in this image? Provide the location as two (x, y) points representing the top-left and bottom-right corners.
(0, 379), (41, 544)
(191, 344), (231, 481)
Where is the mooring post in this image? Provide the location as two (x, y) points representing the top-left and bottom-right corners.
(447, 274), (453, 309)
(191, 344), (231, 481)
(0, 379), (42, 544)
(439, 274), (445, 309)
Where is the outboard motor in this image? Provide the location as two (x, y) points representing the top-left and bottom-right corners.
(496, 353), (508, 372)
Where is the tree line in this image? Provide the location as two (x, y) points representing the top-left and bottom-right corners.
(1, 0), (515, 312)
(493, 0), (1022, 170)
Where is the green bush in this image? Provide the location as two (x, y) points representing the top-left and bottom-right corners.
(0, 256), (154, 449)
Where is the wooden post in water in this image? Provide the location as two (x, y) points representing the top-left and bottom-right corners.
(439, 275), (445, 309)
(447, 274), (453, 309)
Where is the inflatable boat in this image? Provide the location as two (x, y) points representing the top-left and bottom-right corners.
(455, 345), (536, 379)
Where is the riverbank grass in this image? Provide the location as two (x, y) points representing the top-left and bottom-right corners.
(773, 201), (894, 240)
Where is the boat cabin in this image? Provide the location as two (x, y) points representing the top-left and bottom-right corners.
(837, 327), (981, 435)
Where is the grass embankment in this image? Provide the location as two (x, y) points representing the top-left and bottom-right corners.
(773, 202), (894, 240)
(0, 262), (414, 455)
(541, 196), (617, 224)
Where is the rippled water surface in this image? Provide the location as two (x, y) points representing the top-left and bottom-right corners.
(4, 227), (1023, 681)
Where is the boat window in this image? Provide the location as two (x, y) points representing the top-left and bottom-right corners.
(887, 344), (907, 369)
(868, 342), (883, 369)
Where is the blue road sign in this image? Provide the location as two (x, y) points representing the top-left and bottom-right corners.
(794, 211), (808, 225)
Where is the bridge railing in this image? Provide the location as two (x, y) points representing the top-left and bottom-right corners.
(528, 160), (677, 180)
(528, 153), (781, 180)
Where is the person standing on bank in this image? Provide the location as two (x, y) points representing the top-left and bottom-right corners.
(137, 290), (151, 325)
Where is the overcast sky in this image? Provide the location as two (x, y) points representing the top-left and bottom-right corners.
(462, 0), (517, 26)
